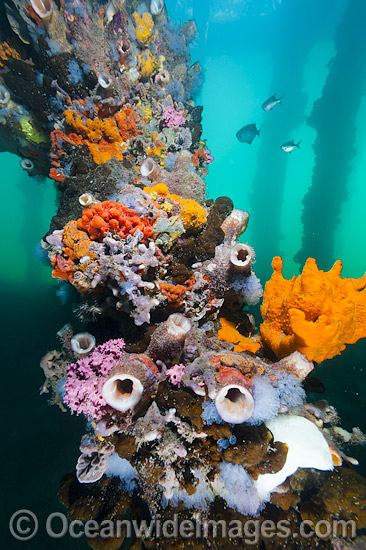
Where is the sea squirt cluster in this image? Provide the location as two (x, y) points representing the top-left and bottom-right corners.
(1, 1), (366, 549)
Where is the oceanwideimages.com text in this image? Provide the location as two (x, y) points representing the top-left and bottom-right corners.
(9, 510), (356, 544)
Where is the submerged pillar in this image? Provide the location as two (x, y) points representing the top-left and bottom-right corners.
(295, 0), (366, 268)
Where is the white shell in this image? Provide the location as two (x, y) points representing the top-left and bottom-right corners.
(140, 158), (161, 180)
(128, 67), (140, 83)
(221, 209), (249, 242)
(275, 351), (314, 381)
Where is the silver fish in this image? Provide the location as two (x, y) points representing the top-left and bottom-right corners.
(262, 93), (283, 111)
(281, 139), (301, 153)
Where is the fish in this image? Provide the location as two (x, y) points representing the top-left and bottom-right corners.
(262, 94), (283, 111)
(236, 123), (261, 144)
(280, 139), (301, 153)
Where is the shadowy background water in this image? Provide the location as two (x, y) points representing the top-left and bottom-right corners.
(2, 0), (366, 548)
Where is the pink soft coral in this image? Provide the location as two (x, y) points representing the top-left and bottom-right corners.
(161, 106), (185, 128)
(63, 338), (125, 419)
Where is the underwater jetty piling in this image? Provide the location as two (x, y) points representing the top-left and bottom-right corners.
(1, 1), (366, 549)
(295, 0), (366, 267)
(248, 0), (316, 282)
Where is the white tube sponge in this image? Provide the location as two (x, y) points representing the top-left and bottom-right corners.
(254, 415), (334, 501)
(230, 243), (255, 274)
(221, 209), (249, 244)
(102, 373), (144, 412)
(70, 332), (96, 355)
(214, 368), (255, 424)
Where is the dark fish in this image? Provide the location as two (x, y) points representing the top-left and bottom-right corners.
(236, 123), (261, 144)
(262, 94), (283, 111)
(280, 139), (301, 153)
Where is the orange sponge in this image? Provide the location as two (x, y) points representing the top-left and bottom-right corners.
(260, 256), (366, 362)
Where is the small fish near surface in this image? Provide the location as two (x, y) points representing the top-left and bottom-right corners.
(262, 94), (283, 111)
(236, 123), (261, 145)
(281, 139), (301, 153)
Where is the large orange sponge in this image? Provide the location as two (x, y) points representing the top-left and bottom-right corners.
(260, 256), (366, 363)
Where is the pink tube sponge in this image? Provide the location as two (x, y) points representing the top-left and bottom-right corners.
(161, 106), (185, 128)
(63, 338), (125, 420)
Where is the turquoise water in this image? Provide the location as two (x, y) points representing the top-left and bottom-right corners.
(2, 0), (366, 547)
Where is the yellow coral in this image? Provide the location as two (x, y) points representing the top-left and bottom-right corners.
(141, 104), (153, 123)
(146, 143), (166, 157)
(137, 50), (159, 78)
(172, 196), (206, 230)
(260, 256), (366, 363)
(144, 183), (169, 196)
(144, 183), (206, 231)
(133, 12), (154, 46)
(218, 318), (261, 354)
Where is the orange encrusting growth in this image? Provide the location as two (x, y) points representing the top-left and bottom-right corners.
(62, 220), (95, 260)
(51, 221), (95, 280)
(159, 277), (195, 305)
(58, 105), (142, 164)
(49, 167), (64, 182)
(77, 201), (155, 242)
(144, 183), (206, 231)
(260, 256), (366, 363)
(191, 148), (210, 175)
(51, 255), (76, 282)
(0, 41), (21, 67)
(218, 318), (261, 354)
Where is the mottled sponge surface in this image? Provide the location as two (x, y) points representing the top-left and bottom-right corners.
(260, 256), (366, 362)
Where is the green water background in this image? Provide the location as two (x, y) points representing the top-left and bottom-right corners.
(2, 0), (366, 547)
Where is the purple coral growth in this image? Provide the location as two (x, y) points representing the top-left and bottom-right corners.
(166, 363), (185, 387)
(63, 338), (125, 419)
(161, 106), (186, 128)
